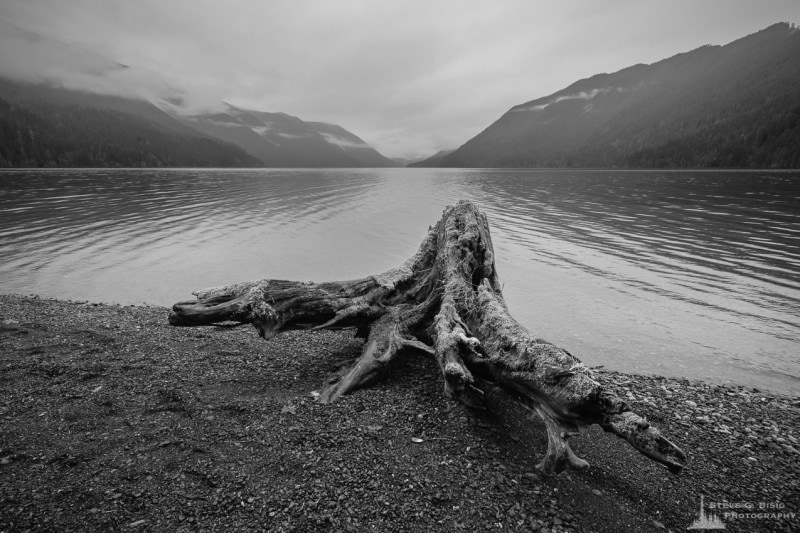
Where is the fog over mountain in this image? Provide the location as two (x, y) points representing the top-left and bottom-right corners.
(2, 12), (800, 168)
(0, 77), (262, 168)
(0, 18), (397, 168)
(3, 1), (799, 160)
(0, 19), (185, 110)
(417, 23), (800, 169)
(181, 106), (398, 167)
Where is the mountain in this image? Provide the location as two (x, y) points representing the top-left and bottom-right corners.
(306, 121), (399, 167)
(179, 105), (398, 167)
(407, 149), (455, 167)
(0, 19), (396, 168)
(428, 23), (800, 169)
(390, 157), (418, 167)
(0, 77), (261, 168)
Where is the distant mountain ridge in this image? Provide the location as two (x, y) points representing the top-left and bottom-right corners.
(181, 105), (398, 167)
(0, 19), (397, 168)
(406, 149), (454, 167)
(0, 77), (261, 168)
(418, 23), (800, 169)
(0, 75), (399, 168)
(4, 19), (798, 169)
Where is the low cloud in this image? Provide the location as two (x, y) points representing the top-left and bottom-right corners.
(2, 1), (798, 158)
(320, 133), (368, 149)
(0, 18), (188, 108)
(514, 88), (616, 112)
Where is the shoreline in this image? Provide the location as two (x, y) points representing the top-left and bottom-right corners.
(4, 290), (795, 398)
(1, 294), (798, 532)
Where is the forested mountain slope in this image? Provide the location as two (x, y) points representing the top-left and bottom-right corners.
(181, 106), (398, 167)
(0, 78), (261, 168)
(424, 23), (800, 169)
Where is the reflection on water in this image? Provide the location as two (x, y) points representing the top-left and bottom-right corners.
(1, 168), (799, 394)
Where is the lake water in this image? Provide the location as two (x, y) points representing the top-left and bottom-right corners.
(1, 168), (799, 395)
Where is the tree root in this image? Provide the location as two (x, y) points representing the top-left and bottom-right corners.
(170, 200), (686, 476)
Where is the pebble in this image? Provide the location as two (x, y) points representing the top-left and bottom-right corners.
(4, 296), (800, 533)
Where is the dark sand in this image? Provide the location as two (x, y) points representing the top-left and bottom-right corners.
(1, 294), (798, 532)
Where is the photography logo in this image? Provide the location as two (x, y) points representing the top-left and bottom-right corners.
(688, 495), (725, 530)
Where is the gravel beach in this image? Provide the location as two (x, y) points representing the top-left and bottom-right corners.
(1, 294), (798, 532)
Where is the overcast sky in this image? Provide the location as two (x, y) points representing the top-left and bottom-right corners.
(1, 0), (799, 159)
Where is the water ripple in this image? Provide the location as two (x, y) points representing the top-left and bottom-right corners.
(1, 168), (798, 394)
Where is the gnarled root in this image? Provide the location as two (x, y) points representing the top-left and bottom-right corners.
(318, 306), (432, 403)
(169, 200), (686, 477)
(531, 404), (590, 475)
(603, 411), (686, 474)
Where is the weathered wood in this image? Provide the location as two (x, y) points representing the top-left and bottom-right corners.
(170, 200), (686, 476)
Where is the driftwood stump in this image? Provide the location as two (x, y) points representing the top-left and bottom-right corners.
(170, 200), (686, 476)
